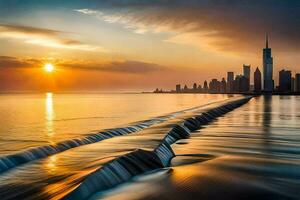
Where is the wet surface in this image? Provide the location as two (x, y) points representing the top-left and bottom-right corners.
(0, 97), (245, 200)
(0, 93), (229, 155)
(92, 96), (300, 200)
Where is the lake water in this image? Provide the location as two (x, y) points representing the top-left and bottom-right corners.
(0, 94), (300, 200)
(93, 95), (300, 200)
(0, 93), (229, 156)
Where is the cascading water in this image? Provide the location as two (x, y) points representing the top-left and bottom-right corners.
(63, 96), (252, 200)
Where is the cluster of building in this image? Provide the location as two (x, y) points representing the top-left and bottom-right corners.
(154, 35), (300, 94)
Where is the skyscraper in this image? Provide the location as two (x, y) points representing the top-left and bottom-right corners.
(227, 72), (234, 82)
(209, 79), (220, 93)
(279, 69), (292, 92)
(291, 77), (295, 92)
(176, 84), (181, 93)
(263, 34), (274, 92)
(203, 80), (208, 92)
(243, 64), (250, 91)
(243, 65), (251, 79)
(221, 78), (226, 93)
(254, 67), (262, 93)
(235, 75), (249, 92)
(296, 74), (300, 92)
(193, 83), (197, 91)
(227, 72), (234, 93)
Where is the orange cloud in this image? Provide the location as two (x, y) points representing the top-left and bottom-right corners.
(76, 1), (300, 54)
(0, 24), (105, 51)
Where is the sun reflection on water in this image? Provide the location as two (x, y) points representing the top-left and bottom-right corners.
(45, 155), (57, 173)
(45, 92), (55, 138)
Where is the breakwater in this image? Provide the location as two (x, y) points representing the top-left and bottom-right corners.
(64, 96), (251, 200)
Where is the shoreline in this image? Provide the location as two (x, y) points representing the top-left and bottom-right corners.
(145, 91), (300, 95)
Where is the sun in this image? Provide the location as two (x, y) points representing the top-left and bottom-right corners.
(44, 63), (54, 73)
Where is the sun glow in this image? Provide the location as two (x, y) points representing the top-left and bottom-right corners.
(44, 63), (54, 73)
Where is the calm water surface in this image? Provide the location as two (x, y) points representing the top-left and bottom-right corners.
(0, 93), (228, 155)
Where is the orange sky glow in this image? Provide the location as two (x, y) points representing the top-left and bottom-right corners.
(0, 1), (299, 92)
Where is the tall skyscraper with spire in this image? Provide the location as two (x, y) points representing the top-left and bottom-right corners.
(263, 34), (274, 92)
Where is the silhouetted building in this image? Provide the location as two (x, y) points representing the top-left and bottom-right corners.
(203, 81), (208, 92)
(254, 67), (262, 93)
(227, 72), (234, 82)
(221, 78), (226, 93)
(235, 75), (249, 92)
(243, 65), (251, 79)
(296, 74), (300, 92)
(193, 83), (197, 91)
(198, 85), (202, 92)
(279, 69), (292, 92)
(176, 84), (181, 93)
(183, 85), (188, 92)
(291, 77), (295, 92)
(154, 88), (163, 93)
(243, 64), (250, 91)
(227, 72), (234, 93)
(209, 79), (220, 93)
(263, 34), (274, 92)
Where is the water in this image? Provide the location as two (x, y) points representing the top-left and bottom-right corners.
(1, 95), (300, 200)
(0, 94), (242, 200)
(93, 95), (300, 200)
(0, 93), (228, 156)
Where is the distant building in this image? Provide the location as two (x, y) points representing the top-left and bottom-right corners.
(279, 69), (292, 92)
(221, 78), (226, 93)
(203, 81), (208, 92)
(193, 83), (197, 91)
(263, 34), (274, 92)
(243, 64), (251, 91)
(243, 65), (251, 79)
(176, 84), (181, 93)
(254, 67), (262, 93)
(209, 79), (220, 93)
(198, 84), (202, 92)
(227, 72), (234, 82)
(235, 75), (249, 92)
(227, 72), (234, 93)
(183, 85), (188, 92)
(154, 88), (163, 93)
(296, 73), (300, 92)
(291, 77), (295, 92)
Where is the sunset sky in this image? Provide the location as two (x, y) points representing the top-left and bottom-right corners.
(0, 0), (299, 92)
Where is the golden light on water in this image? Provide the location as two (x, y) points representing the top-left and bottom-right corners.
(45, 92), (55, 138)
(44, 63), (54, 73)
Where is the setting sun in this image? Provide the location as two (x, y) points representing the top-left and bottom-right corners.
(44, 63), (54, 73)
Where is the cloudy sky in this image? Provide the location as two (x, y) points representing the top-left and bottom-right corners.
(0, 0), (299, 91)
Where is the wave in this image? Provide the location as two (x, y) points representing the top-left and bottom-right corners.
(0, 100), (223, 174)
(63, 96), (252, 200)
(0, 114), (176, 174)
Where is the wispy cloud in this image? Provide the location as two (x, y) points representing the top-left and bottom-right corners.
(61, 60), (167, 73)
(0, 56), (167, 74)
(0, 56), (41, 69)
(75, 9), (150, 35)
(75, 1), (300, 53)
(0, 24), (106, 51)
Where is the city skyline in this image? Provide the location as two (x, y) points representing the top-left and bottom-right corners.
(0, 1), (300, 92)
(156, 35), (300, 94)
